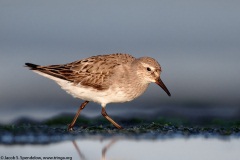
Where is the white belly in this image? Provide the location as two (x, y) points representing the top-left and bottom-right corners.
(33, 70), (147, 107)
(58, 81), (135, 106)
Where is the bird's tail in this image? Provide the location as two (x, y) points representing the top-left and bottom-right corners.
(25, 63), (40, 70)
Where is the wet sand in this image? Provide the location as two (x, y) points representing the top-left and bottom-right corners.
(1, 116), (240, 160)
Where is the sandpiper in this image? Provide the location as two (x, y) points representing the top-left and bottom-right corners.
(25, 53), (171, 130)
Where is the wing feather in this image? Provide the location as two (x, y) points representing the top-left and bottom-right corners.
(26, 53), (135, 90)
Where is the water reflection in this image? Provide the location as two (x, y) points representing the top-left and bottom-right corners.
(72, 141), (86, 160)
(0, 137), (240, 160)
(101, 139), (118, 160)
(72, 138), (118, 160)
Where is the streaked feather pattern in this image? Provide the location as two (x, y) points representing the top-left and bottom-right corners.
(26, 53), (135, 90)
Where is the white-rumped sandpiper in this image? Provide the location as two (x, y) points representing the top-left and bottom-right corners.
(25, 53), (171, 130)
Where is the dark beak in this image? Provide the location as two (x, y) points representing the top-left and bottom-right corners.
(155, 78), (171, 97)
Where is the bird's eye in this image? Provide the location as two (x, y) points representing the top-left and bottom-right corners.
(147, 67), (151, 71)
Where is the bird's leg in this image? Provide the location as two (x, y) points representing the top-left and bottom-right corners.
(68, 101), (89, 131)
(101, 107), (123, 129)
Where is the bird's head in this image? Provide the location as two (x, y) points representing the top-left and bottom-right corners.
(133, 57), (171, 97)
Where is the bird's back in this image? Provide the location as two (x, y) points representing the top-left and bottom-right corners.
(26, 53), (136, 91)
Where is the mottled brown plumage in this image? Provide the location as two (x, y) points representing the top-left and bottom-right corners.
(27, 53), (135, 90)
(25, 53), (170, 130)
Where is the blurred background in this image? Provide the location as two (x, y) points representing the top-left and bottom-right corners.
(1, 0), (240, 124)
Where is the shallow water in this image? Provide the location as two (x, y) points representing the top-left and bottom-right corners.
(1, 137), (239, 160)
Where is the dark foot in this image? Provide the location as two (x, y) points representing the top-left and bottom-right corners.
(67, 124), (74, 131)
(118, 126), (123, 130)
